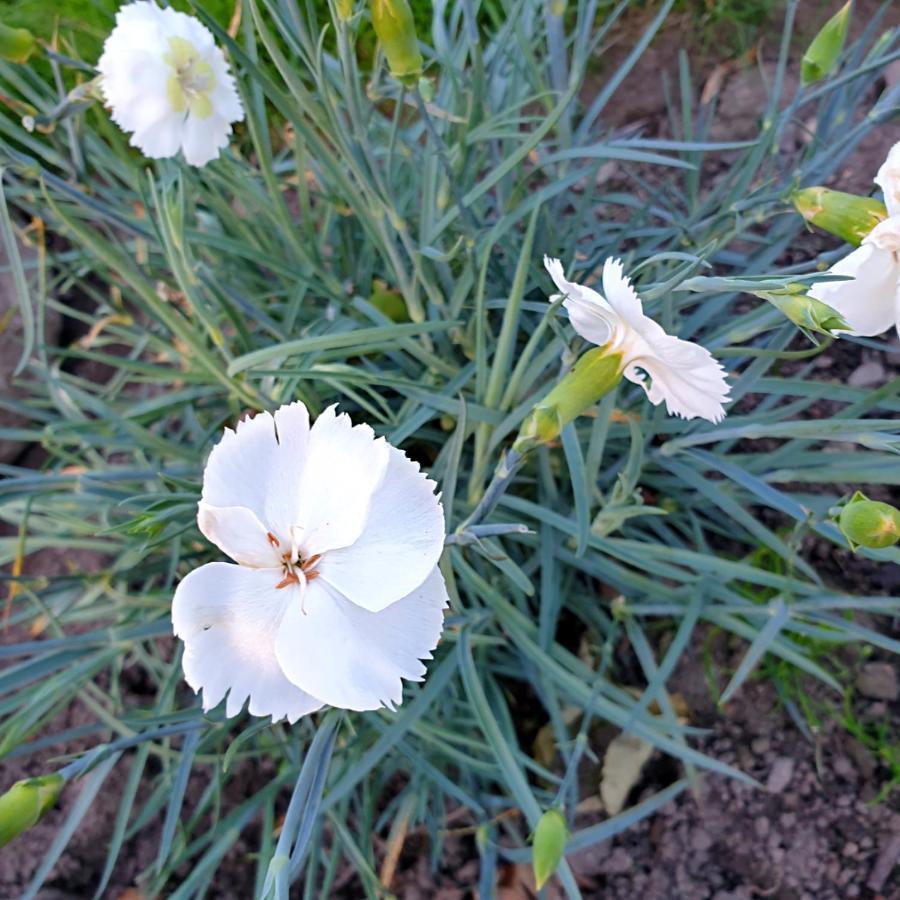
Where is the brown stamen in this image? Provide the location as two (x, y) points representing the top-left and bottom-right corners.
(275, 572), (300, 590)
(302, 554), (321, 572)
(267, 532), (280, 547)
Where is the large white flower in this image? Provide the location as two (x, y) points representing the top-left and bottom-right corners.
(172, 402), (448, 723)
(97, 1), (243, 167)
(809, 141), (900, 337)
(544, 256), (730, 423)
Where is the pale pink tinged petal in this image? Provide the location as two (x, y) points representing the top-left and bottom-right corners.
(291, 406), (390, 557)
(197, 502), (281, 568)
(318, 446), (445, 612)
(809, 243), (899, 337)
(274, 567), (448, 712)
(624, 331), (731, 423)
(543, 255), (619, 346)
(874, 141), (900, 218)
(172, 563), (322, 723)
(201, 402), (310, 538)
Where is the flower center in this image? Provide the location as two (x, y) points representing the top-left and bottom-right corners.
(164, 36), (216, 119)
(268, 531), (321, 611)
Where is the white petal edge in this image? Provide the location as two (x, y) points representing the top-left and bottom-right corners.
(317, 446), (445, 612)
(197, 502), (281, 568)
(809, 243), (899, 337)
(200, 402), (310, 540)
(543, 255), (619, 347)
(274, 566), (448, 712)
(623, 331), (731, 423)
(601, 257), (645, 328)
(172, 562), (323, 723)
(291, 405), (390, 558)
(875, 140), (900, 218)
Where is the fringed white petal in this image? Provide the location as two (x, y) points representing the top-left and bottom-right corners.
(809, 242), (900, 337)
(274, 567), (448, 712)
(97, 1), (243, 167)
(875, 141), (900, 218)
(543, 255), (620, 347)
(318, 446), (445, 613)
(172, 563), (322, 724)
(546, 255), (731, 423)
(622, 331), (731, 423)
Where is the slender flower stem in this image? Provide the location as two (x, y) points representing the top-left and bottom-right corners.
(458, 448), (526, 532)
(446, 523), (532, 545)
(58, 720), (206, 781)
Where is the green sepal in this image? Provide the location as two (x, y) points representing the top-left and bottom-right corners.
(792, 187), (886, 246)
(513, 346), (623, 455)
(0, 774), (65, 848)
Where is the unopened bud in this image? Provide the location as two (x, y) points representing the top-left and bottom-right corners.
(757, 286), (848, 337)
(0, 774), (65, 848)
(837, 491), (900, 550)
(513, 347), (623, 454)
(532, 808), (568, 891)
(0, 22), (35, 63)
(793, 187), (887, 246)
(370, 0), (423, 83)
(369, 279), (409, 322)
(801, 2), (851, 84)
(335, 0), (354, 20)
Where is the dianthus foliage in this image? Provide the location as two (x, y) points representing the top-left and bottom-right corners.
(0, 0), (898, 896)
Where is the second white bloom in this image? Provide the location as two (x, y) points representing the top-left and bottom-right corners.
(97, 1), (244, 166)
(172, 402), (448, 723)
(544, 256), (730, 423)
(809, 141), (900, 337)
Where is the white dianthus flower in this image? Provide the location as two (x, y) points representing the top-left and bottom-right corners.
(809, 141), (900, 338)
(544, 256), (731, 423)
(97, 1), (243, 166)
(172, 402), (448, 723)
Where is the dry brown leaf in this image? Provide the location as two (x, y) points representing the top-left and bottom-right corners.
(600, 730), (654, 816)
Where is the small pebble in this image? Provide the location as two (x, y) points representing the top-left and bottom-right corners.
(691, 829), (714, 852)
(750, 736), (770, 755)
(833, 755), (856, 780)
(767, 756), (795, 793)
(842, 841), (859, 858)
(856, 662), (899, 702)
(847, 360), (886, 387)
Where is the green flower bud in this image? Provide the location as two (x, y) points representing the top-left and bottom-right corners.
(369, 279), (409, 322)
(335, 0), (354, 20)
(801, 2), (851, 85)
(757, 287), (849, 337)
(532, 808), (568, 891)
(792, 187), (887, 247)
(0, 22), (36, 64)
(0, 774), (65, 847)
(838, 491), (900, 551)
(512, 346), (623, 455)
(370, 0), (423, 84)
